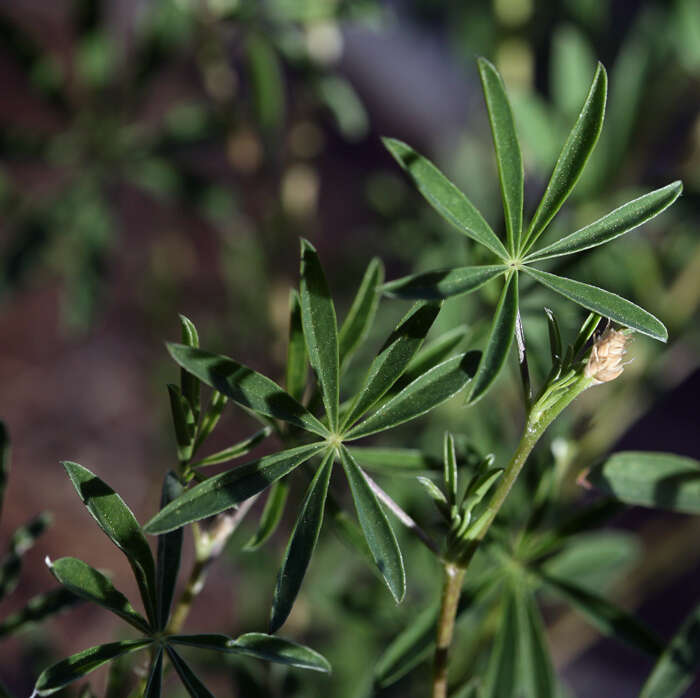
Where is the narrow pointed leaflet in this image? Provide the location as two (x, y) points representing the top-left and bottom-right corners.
(382, 265), (507, 300)
(156, 471), (183, 629)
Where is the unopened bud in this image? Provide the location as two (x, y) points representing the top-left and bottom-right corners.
(584, 328), (629, 383)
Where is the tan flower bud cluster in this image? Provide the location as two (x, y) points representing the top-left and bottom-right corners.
(584, 328), (630, 383)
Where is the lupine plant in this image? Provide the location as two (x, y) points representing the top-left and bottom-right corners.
(9, 56), (694, 696)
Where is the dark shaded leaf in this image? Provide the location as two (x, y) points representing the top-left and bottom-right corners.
(339, 447), (405, 602)
(166, 646), (214, 698)
(523, 64), (607, 253)
(467, 273), (518, 404)
(144, 443), (326, 534)
(382, 138), (508, 259)
(339, 257), (384, 370)
(229, 632), (331, 673)
(524, 267), (667, 341)
(383, 265), (507, 301)
(478, 57), (523, 254)
(47, 557), (150, 633)
(270, 450), (334, 633)
(346, 352), (480, 440)
(62, 462), (157, 625)
(285, 290), (307, 402)
(167, 343), (328, 437)
(33, 639), (151, 696)
(585, 451), (700, 514)
(156, 472), (183, 629)
(299, 239), (340, 430)
(167, 385), (195, 464)
(244, 479), (289, 550)
(144, 648), (163, 698)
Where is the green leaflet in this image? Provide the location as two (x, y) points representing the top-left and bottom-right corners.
(0, 587), (80, 638)
(179, 314), (200, 423)
(144, 443), (326, 534)
(526, 181), (683, 261)
(516, 591), (556, 698)
(339, 446), (405, 603)
(191, 427), (271, 468)
(285, 290), (307, 402)
(229, 632), (332, 672)
(339, 257), (384, 370)
(641, 600), (700, 698)
(523, 63), (607, 254)
(382, 265), (507, 300)
(193, 391), (228, 453)
(0, 421), (8, 524)
(468, 273), (518, 404)
(585, 451), (700, 514)
(342, 301), (441, 430)
(345, 352), (480, 440)
(270, 450), (334, 633)
(167, 634), (234, 651)
(47, 557), (150, 633)
(478, 57), (523, 254)
(33, 639), (152, 696)
(299, 238), (340, 430)
(537, 570), (662, 656)
(167, 343), (328, 437)
(347, 447), (440, 475)
(156, 472), (183, 630)
(484, 589), (519, 698)
(62, 462), (157, 625)
(524, 267), (667, 341)
(144, 648), (163, 698)
(165, 646), (215, 698)
(382, 138), (508, 260)
(244, 479), (289, 550)
(403, 326), (470, 381)
(167, 384), (195, 464)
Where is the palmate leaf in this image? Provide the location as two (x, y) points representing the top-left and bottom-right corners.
(165, 646), (214, 698)
(527, 181), (683, 262)
(285, 290), (307, 402)
(62, 462), (157, 625)
(585, 451), (700, 514)
(478, 57), (523, 254)
(156, 472), (183, 630)
(244, 479), (289, 550)
(167, 344), (329, 438)
(46, 557), (150, 633)
(270, 450), (334, 633)
(641, 600), (700, 698)
(144, 443), (326, 534)
(382, 138), (509, 260)
(341, 301), (441, 430)
(522, 63), (607, 254)
(339, 447), (405, 602)
(381, 265), (507, 300)
(339, 257), (384, 370)
(299, 238), (340, 430)
(524, 267), (667, 341)
(345, 352), (480, 440)
(467, 273), (518, 404)
(33, 639), (152, 696)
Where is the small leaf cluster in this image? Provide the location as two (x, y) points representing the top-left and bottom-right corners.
(33, 464), (329, 697)
(382, 57), (681, 403)
(146, 239), (481, 632)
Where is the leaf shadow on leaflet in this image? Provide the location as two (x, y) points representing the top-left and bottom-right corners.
(651, 471), (700, 513)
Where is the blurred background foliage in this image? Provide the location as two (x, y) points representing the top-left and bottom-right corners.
(0, 0), (698, 696)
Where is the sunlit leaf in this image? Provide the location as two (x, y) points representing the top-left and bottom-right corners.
(468, 274), (518, 404)
(342, 302), (441, 430)
(270, 450), (334, 633)
(585, 451), (700, 514)
(382, 266), (507, 300)
(339, 447), (405, 602)
(339, 257), (384, 370)
(526, 182), (682, 261)
(47, 557), (149, 633)
(382, 138), (508, 259)
(34, 639), (152, 696)
(144, 443), (326, 534)
(156, 472), (183, 629)
(478, 57), (523, 254)
(299, 239), (340, 430)
(167, 344), (329, 437)
(62, 462), (157, 624)
(244, 479), (289, 550)
(524, 267), (667, 341)
(346, 352), (480, 440)
(523, 63), (607, 253)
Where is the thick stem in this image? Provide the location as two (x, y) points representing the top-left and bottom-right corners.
(432, 563), (466, 698)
